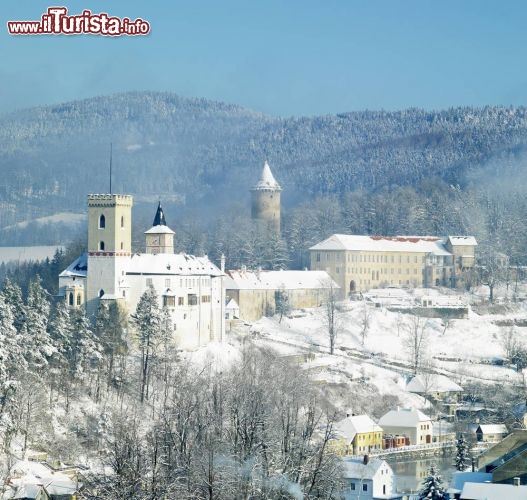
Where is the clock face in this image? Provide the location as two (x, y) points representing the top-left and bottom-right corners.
(151, 236), (160, 245)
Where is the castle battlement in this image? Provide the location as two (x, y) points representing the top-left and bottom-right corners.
(87, 194), (133, 207)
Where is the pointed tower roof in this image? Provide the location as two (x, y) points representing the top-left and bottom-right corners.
(153, 201), (167, 226)
(144, 201), (175, 235)
(251, 161), (282, 191)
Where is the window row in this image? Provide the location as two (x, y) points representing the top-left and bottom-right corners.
(98, 214), (126, 229)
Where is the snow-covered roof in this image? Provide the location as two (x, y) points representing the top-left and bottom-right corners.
(225, 270), (338, 291)
(251, 161), (281, 191)
(45, 478), (80, 495)
(126, 253), (223, 277)
(477, 424), (508, 434)
(378, 408), (431, 428)
(342, 457), (390, 480)
(226, 298), (239, 310)
(144, 225), (175, 235)
(449, 471), (492, 492)
(406, 374), (463, 393)
(334, 414), (383, 441)
(461, 482), (527, 500)
(59, 252), (87, 278)
(447, 236), (478, 246)
(309, 234), (451, 256)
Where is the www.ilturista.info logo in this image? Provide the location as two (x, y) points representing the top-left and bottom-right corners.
(7, 7), (150, 36)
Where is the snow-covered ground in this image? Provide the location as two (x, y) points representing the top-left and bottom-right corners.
(212, 288), (527, 415)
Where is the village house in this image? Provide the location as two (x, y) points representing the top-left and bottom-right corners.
(406, 374), (463, 403)
(331, 414), (383, 456)
(342, 456), (403, 500)
(309, 234), (477, 296)
(475, 424), (508, 444)
(378, 408), (432, 446)
(224, 268), (338, 321)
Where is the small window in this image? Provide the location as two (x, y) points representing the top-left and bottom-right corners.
(188, 294), (198, 306)
(99, 214), (106, 229)
(350, 482), (355, 491)
(122, 290), (126, 297)
(163, 296), (175, 307)
(121, 215), (124, 228)
(178, 297), (184, 306)
(362, 483), (367, 492)
(99, 241), (105, 251)
(146, 278), (153, 288)
(121, 242), (124, 250)
(99, 289), (105, 298)
(165, 278), (171, 288)
(76, 294), (81, 306)
(68, 292), (74, 306)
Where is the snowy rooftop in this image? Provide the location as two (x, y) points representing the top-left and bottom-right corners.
(342, 457), (390, 480)
(126, 253), (223, 277)
(225, 269), (338, 290)
(334, 414), (382, 441)
(309, 234), (452, 256)
(251, 161), (281, 191)
(144, 225), (175, 235)
(461, 482), (527, 500)
(59, 253), (87, 278)
(477, 424), (508, 434)
(406, 374), (463, 393)
(448, 236), (478, 246)
(378, 407), (431, 427)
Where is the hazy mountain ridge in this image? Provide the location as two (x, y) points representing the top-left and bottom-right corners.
(1, 91), (527, 235)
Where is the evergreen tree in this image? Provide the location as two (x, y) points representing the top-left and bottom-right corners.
(455, 433), (470, 471)
(419, 464), (446, 499)
(132, 287), (162, 403)
(2, 278), (26, 331)
(22, 277), (55, 370)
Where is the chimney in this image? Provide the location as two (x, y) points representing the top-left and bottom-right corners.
(513, 477), (520, 486)
(220, 253), (225, 273)
(363, 454), (369, 465)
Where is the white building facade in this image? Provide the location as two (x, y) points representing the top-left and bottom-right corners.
(59, 195), (225, 350)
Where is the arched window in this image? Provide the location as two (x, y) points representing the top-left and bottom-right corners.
(99, 241), (105, 251)
(76, 295), (81, 306)
(121, 215), (124, 228)
(99, 214), (106, 228)
(99, 289), (105, 298)
(68, 292), (74, 306)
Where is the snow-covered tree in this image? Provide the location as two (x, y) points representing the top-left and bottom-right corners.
(419, 464), (446, 499)
(132, 287), (162, 403)
(22, 277), (55, 370)
(455, 433), (470, 471)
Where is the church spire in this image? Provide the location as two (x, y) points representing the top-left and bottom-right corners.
(153, 201), (167, 226)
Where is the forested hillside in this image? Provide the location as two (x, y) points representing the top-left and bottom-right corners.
(1, 91), (527, 265)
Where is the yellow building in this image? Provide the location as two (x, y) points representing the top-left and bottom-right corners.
(309, 234), (477, 295)
(331, 414), (383, 456)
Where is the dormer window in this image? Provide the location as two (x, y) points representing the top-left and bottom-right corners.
(99, 214), (106, 229)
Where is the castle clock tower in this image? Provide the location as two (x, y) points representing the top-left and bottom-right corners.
(145, 202), (175, 254)
(86, 194), (133, 317)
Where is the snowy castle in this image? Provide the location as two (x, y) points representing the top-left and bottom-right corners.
(59, 195), (225, 350)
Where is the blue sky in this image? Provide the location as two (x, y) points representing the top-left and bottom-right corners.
(1, 0), (527, 116)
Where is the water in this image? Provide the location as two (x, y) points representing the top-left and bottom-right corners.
(387, 454), (455, 495)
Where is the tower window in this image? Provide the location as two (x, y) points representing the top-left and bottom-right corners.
(99, 241), (105, 251)
(99, 214), (106, 229)
(68, 292), (74, 306)
(76, 295), (81, 306)
(99, 289), (105, 298)
(121, 242), (124, 250)
(121, 215), (124, 228)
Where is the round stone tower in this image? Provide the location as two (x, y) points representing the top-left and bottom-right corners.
(250, 161), (282, 235)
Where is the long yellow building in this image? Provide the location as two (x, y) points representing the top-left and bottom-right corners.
(310, 234), (477, 295)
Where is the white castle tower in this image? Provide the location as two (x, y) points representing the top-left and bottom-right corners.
(144, 202), (175, 254)
(250, 160), (282, 235)
(85, 194), (133, 316)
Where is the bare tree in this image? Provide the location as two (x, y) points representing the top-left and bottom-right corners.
(321, 280), (340, 355)
(403, 314), (430, 375)
(360, 302), (371, 346)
